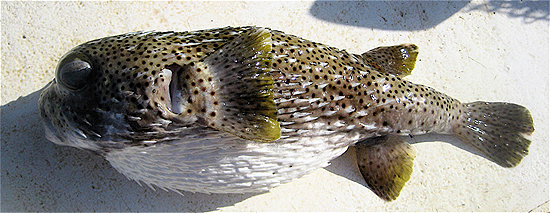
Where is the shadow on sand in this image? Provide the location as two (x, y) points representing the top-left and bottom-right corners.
(309, 1), (470, 31)
(309, 1), (548, 31)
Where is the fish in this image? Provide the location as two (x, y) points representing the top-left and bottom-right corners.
(38, 26), (534, 201)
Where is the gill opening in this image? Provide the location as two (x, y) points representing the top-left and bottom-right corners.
(167, 63), (185, 114)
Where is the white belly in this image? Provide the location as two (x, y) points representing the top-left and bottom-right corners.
(105, 130), (359, 193)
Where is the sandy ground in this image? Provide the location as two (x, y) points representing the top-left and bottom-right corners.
(1, 1), (548, 211)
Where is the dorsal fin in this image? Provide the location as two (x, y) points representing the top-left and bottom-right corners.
(179, 28), (280, 142)
(360, 44), (418, 77)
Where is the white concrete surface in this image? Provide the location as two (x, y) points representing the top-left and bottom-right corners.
(1, 1), (548, 211)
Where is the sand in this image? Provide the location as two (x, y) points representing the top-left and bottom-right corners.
(1, 1), (548, 211)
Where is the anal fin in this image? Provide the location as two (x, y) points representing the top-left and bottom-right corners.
(360, 44), (418, 76)
(355, 135), (416, 201)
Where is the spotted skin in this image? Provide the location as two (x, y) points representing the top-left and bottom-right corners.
(270, 31), (460, 140)
(39, 26), (534, 200)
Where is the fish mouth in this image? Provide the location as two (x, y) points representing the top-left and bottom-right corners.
(165, 63), (185, 114)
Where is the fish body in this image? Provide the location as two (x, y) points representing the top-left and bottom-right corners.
(39, 26), (533, 200)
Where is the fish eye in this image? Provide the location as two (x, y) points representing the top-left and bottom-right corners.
(56, 52), (93, 91)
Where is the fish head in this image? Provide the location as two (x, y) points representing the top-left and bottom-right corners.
(40, 28), (282, 152)
(39, 32), (203, 152)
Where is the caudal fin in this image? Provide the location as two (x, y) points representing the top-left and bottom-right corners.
(455, 102), (534, 167)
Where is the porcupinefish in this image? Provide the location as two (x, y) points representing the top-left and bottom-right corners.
(39, 26), (534, 201)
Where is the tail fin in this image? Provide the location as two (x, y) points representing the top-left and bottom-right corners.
(455, 102), (534, 167)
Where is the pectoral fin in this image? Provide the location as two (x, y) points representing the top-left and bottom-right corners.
(360, 44), (418, 76)
(182, 28), (280, 142)
(355, 135), (416, 201)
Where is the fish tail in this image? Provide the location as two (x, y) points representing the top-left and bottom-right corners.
(454, 101), (534, 167)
